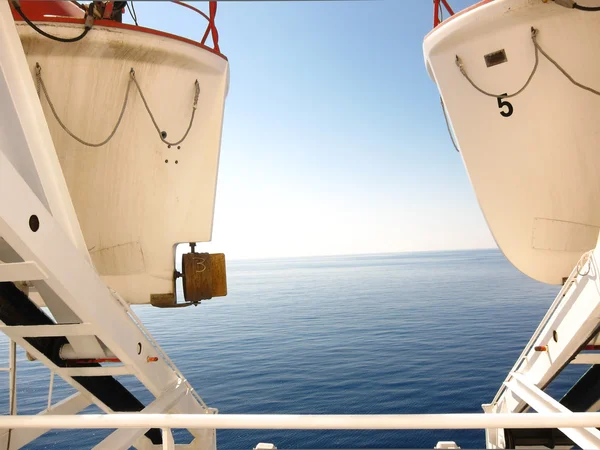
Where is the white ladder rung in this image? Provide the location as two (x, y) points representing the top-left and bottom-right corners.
(57, 366), (132, 377)
(0, 323), (96, 338)
(571, 353), (600, 365)
(0, 261), (47, 282)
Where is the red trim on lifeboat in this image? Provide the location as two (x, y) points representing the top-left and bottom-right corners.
(10, 2), (227, 61)
(426, 0), (494, 39)
(10, 0), (84, 20)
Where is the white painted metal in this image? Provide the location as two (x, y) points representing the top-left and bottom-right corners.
(59, 343), (115, 360)
(95, 380), (187, 450)
(0, 393), (91, 450)
(481, 403), (505, 449)
(0, 261), (47, 282)
(423, 0), (600, 284)
(434, 442), (460, 449)
(0, 0), (89, 258)
(15, 20), (230, 304)
(8, 339), (15, 416)
(3, 321), (115, 414)
(0, 323), (97, 338)
(570, 353), (600, 364)
(0, 24), (219, 433)
(8, 1), (600, 448)
(254, 444), (277, 450)
(0, 151), (216, 444)
(0, 27), (218, 435)
(110, 288), (211, 412)
(487, 249), (600, 417)
(56, 366), (132, 377)
(0, 412), (600, 430)
(505, 372), (600, 449)
(0, 0), (113, 363)
(47, 371), (54, 410)
(162, 428), (175, 450)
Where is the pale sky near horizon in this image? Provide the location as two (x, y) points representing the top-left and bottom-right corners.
(130, 0), (497, 260)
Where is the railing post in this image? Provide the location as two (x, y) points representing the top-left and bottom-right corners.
(162, 428), (175, 450)
(9, 339), (16, 416)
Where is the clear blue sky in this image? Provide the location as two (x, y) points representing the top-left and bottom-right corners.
(130, 0), (495, 259)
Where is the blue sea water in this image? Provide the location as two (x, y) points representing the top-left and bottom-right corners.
(1, 249), (588, 448)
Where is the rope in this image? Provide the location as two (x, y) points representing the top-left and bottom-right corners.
(35, 64), (200, 148)
(457, 27), (600, 99)
(131, 73), (200, 146)
(456, 27), (539, 99)
(440, 97), (459, 152)
(36, 63), (132, 147)
(534, 36), (600, 96)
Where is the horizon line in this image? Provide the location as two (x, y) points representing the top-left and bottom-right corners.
(223, 246), (500, 262)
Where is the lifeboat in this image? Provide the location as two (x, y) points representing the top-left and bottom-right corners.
(10, 1), (230, 304)
(424, 0), (600, 284)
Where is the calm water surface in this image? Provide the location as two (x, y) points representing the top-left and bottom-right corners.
(2, 250), (584, 448)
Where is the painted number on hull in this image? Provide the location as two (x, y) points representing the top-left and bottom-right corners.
(193, 256), (207, 273)
(497, 94), (513, 118)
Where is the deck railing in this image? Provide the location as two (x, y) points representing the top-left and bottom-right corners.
(2, 412), (600, 430)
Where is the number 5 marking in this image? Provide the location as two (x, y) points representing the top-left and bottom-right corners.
(497, 94), (513, 118)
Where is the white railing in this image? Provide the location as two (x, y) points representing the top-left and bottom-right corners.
(2, 412), (600, 430)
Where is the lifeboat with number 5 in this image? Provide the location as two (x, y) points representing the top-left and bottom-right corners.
(424, 0), (600, 284)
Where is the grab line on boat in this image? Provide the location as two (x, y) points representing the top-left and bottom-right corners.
(34, 64), (200, 148)
(456, 27), (600, 100)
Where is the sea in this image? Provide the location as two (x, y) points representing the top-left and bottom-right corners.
(0, 249), (589, 449)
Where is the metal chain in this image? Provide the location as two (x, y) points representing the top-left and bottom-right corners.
(456, 27), (600, 99)
(35, 63), (200, 148)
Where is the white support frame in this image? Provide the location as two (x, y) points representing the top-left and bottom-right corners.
(0, 261), (47, 282)
(0, 324), (97, 338)
(9, 1), (600, 448)
(0, 4), (216, 448)
(162, 428), (175, 450)
(570, 353), (600, 364)
(0, 0), (108, 363)
(489, 251), (600, 415)
(0, 393), (91, 450)
(0, 0), (88, 257)
(95, 380), (188, 450)
(505, 372), (600, 449)
(0, 140), (210, 414)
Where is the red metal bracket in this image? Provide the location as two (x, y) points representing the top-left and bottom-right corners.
(433, 0), (455, 27)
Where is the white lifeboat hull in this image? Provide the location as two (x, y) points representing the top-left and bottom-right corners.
(424, 0), (600, 284)
(16, 21), (229, 303)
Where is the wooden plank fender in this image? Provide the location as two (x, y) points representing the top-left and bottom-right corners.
(182, 252), (227, 303)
